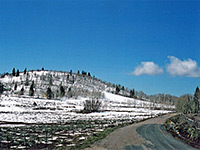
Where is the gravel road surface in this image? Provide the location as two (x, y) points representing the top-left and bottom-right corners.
(85, 113), (197, 150)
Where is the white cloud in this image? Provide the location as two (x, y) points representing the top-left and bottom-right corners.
(166, 56), (200, 77)
(132, 62), (163, 76)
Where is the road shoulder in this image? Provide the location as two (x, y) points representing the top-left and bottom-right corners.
(85, 113), (177, 150)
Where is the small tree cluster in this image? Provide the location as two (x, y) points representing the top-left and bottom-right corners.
(176, 87), (200, 114)
(130, 89), (135, 98)
(0, 82), (4, 95)
(46, 87), (53, 99)
(29, 81), (34, 96)
(60, 85), (65, 97)
(12, 68), (20, 77)
(83, 99), (102, 113)
(115, 85), (121, 94)
(82, 70), (87, 76)
(176, 95), (192, 113)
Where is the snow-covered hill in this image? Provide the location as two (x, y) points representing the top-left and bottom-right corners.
(0, 70), (174, 124)
(0, 70), (108, 99)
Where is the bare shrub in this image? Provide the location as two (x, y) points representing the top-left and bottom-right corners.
(83, 99), (102, 113)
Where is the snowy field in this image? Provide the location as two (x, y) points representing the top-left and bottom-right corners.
(0, 70), (174, 125)
(0, 92), (173, 124)
(0, 92), (174, 149)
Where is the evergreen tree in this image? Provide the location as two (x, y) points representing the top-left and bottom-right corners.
(130, 89), (135, 98)
(82, 70), (87, 76)
(88, 72), (91, 76)
(0, 82), (4, 95)
(24, 68), (27, 74)
(115, 85), (120, 94)
(16, 69), (19, 77)
(70, 70), (72, 75)
(193, 86), (200, 113)
(29, 81), (34, 96)
(46, 87), (53, 99)
(121, 86), (125, 91)
(25, 76), (29, 86)
(42, 67), (44, 71)
(14, 83), (17, 90)
(20, 87), (24, 95)
(60, 85), (65, 97)
(12, 68), (15, 76)
(77, 70), (80, 74)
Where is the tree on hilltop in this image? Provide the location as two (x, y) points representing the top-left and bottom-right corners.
(16, 69), (19, 77)
(24, 68), (27, 74)
(82, 70), (87, 76)
(115, 85), (120, 94)
(12, 68), (15, 76)
(121, 86), (125, 91)
(70, 70), (72, 75)
(130, 89), (135, 98)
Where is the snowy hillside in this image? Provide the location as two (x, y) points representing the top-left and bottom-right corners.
(0, 70), (109, 99)
(0, 70), (175, 149)
(0, 70), (174, 124)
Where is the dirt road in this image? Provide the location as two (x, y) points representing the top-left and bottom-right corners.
(85, 113), (197, 150)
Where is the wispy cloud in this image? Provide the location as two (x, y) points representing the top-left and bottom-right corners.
(132, 62), (163, 76)
(166, 56), (200, 77)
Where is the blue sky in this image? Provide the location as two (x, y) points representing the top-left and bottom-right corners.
(0, 0), (200, 96)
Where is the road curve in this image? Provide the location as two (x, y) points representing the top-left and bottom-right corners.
(125, 124), (196, 150)
(85, 113), (197, 150)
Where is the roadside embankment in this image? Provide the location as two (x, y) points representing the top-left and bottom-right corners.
(165, 114), (200, 149)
